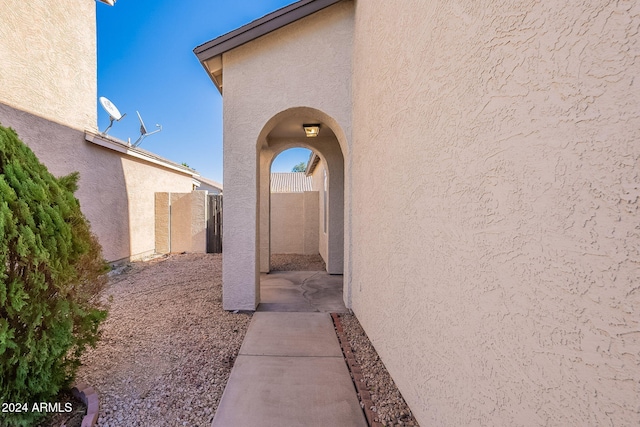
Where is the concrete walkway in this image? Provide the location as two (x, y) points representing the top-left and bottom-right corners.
(212, 272), (367, 427)
(258, 271), (349, 313)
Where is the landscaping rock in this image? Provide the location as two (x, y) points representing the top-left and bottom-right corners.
(76, 254), (251, 427)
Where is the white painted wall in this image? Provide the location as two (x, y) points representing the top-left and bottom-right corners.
(351, 1), (640, 425)
(221, 1), (354, 309)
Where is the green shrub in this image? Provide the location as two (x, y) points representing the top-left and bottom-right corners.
(0, 125), (108, 427)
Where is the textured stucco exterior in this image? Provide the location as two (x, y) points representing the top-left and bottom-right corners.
(271, 192), (319, 255)
(0, 104), (128, 261)
(310, 162), (329, 265)
(0, 0), (97, 131)
(121, 163), (197, 259)
(0, 1), (198, 263)
(260, 139), (344, 275)
(351, 1), (640, 426)
(155, 191), (208, 254)
(221, 1), (353, 309)
(155, 193), (171, 254)
(0, 104), (196, 262)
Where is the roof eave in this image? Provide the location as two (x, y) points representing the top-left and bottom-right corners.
(193, 0), (343, 93)
(194, 0), (343, 61)
(305, 152), (320, 176)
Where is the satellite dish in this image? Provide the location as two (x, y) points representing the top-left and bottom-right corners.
(132, 111), (162, 147)
(137, 110), (148, 135)
(97, 0), (116, 6)
(99, 96), (126, 134)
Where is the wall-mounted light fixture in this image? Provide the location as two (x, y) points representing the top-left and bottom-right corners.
(303, 124), (320, 138)
(96, 0), (116, 6)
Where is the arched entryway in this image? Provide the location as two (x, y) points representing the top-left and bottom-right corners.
(256, 107), (348, 307)
(268, 147), (320, 265)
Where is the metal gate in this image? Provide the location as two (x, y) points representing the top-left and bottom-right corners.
(207, 194), (223, 253)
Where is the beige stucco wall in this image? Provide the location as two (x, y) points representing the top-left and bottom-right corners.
(158, 191), (208, 254)
(271, 191), (319, 255)
(222, 1), (353, 309)
(0, 0), (97, 131)
(0, 0), (197, 263)
(0, 103), (195, 262)
(302, 191), (319, 255)
(120, 161), (196, 259)
(351, 1), (640, 425)
(155, 193), (171, 254)
(310, 163), (329, 265)
(0, 104), (131, 261)
(260, 140), (344, 275)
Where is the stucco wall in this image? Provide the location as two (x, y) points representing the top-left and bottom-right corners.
(352, 1), (640, 426)
(0, 0), (197, 263)
(271, 191), (319, 255)
(222, 1), (353, 309)
(155, 193), (171, 254)
(122, 163), (196, 259)
(0, 104), (195, 262)
(310, 163), (329, 265)
(0, 0), (97, 131)
(0, 103), (130, 261)
(155, 191), (208, 254)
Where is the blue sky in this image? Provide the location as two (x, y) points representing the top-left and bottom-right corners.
(96, 0), (311, 183)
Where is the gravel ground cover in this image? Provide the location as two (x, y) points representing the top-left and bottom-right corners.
(39, 252), (416, 427)
(340, 314), (420, 427)
(270, 253), (325, 271)
(74, 253), (252, 427)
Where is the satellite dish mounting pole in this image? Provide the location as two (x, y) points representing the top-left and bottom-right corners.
(132, 111), (162, 147)
(103, 113), (126, 134)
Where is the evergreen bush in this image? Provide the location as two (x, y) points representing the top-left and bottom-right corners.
(0, 125), (108, 426)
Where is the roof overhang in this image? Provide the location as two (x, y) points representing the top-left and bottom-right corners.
(193, 0), (343, 94)
(198, 175), (224, 192)
(85, 131), (200, 179)
(305, 151), (321, 175)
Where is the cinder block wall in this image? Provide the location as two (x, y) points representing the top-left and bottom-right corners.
(271, 191), (319, 255)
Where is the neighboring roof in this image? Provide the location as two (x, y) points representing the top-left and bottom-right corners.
(85, 131), (199, 179)
(271, 172), (312, 193)
(305, 151), (321, 176)
(197, 175), (223, 191)
(193, 0), (344, 92)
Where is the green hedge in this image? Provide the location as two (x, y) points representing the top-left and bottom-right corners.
(0, 125), (108, 426)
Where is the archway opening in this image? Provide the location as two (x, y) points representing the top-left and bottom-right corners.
(268, 147), (327, 272)
(255, 107), (347, 311)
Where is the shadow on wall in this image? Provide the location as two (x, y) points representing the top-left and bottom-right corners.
(0, 103), (131, 262)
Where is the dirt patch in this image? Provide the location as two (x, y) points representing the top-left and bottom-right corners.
(270, 253), (326, 271)
(35, 389), (86, 427)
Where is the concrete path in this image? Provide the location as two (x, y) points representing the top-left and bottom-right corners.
(258, 271), (349, 313)
(212, 273), (367, 427)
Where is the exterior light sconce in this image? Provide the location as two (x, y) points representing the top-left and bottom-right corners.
(303, 124), (320, 138)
